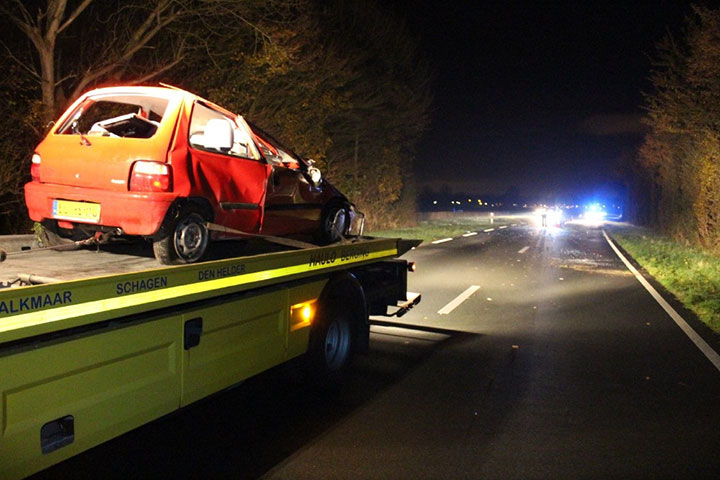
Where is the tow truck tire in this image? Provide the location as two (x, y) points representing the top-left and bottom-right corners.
(308, 304), (355, 384)
(318, 203), (350, 244)
(39, 221), (81, 251)
(153, 206), (209, 264)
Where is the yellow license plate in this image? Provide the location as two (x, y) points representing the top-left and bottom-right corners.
(52, 200), (101, 223)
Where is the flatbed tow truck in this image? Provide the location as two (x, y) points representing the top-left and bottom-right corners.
(0, 235), (420, 479)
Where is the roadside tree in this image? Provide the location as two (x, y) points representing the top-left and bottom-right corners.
(640, 5), (720, 251)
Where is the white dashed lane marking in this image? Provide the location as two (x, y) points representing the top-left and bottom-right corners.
(438, 285), (481, 315)
(432, 238), (454, 245)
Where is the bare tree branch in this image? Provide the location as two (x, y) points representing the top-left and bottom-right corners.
(2, 0), (298, 123)
(128, 54), (186, 85)
(2, 1), (42, 48)
(57, 0), (94, 34)
(8, 0), (33, 29)
(0, 40), (40, 79)
(68, 2), (185, 99)
(44, 0), (66, 41)
(54, 72), (76, 86)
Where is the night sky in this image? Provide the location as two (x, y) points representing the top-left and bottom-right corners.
(395, 0), (696, 201)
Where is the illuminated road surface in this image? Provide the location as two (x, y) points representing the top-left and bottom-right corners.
(32, 224), (720, 479)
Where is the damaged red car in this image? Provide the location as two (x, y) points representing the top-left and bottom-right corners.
(25, 85), (363, 263)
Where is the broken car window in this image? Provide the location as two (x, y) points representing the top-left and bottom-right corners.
(189, 102), (255, 159)
(58, 95), (169, 139)
(246, 121), (302, 169)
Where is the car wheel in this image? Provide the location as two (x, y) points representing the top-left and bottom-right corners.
(38, 221), (81, 251)
(153, 207), (209, 264)
(320, 204), (349, 244)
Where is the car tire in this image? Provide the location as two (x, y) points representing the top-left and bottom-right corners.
(38, 221), (82, 251)
(153, 206), (209, 264)
(319, 203), (350, 244)
(307, 303), (355, 385)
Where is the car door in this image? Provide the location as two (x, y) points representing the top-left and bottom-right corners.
(253, 131), (326, 236)
(188, 102), (271, 233)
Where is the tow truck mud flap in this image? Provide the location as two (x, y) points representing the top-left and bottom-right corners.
(0, 314), (183, 480)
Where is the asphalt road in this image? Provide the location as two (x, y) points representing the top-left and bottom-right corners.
(32, 223), (720, 479)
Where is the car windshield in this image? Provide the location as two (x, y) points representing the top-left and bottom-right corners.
(247, 121), (303, 166)
(58, 94), (170, 139)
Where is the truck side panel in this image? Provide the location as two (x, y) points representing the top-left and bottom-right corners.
(181, 289), (288, 406)
(0, 314), (183, 480)
(0, 279), (328, 479)
(181, 280), (326, 406)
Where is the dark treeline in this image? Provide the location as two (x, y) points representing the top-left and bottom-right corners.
(631, 5), (720, 253)
(0, 0), (431, 234)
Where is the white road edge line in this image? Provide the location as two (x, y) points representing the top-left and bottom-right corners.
(438, 285), (481, 315)
(499, 225), (508, 229)
(484, 228), (495, 233)
(603, 230), (720, 373)
(432, 237), (454, 244)
(462, 232), (478, 237)
(518, 246), (530, 254)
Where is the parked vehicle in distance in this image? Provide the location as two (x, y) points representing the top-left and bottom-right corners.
(25, 85), (362, 264)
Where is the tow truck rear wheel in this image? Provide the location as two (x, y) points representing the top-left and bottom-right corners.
(307, 303), (355, 384)
(153, 206), (209, 264)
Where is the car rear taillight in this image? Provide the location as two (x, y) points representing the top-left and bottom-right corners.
(130, 161), (172, 192)
(30, 154), (41, 181)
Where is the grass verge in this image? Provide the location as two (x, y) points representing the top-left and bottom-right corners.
(368, 216), (512, 244)
(610, 226), (720, 334)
